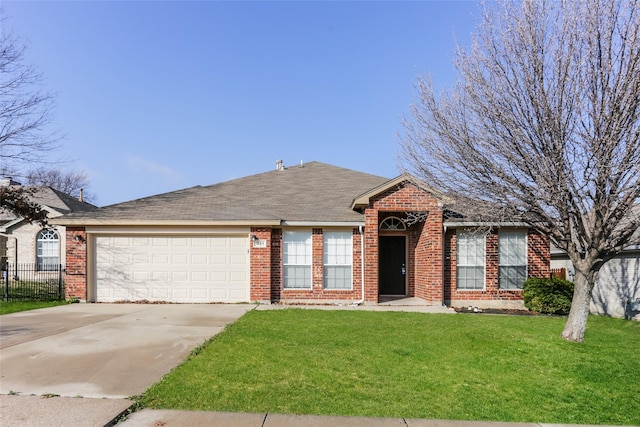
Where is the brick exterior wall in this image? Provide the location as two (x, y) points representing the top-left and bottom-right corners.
(444, 228), (550, 308)
(527, 230), (550, 277)
(65, 227), (87, 301)
(270, 228), (282, 301)
(249, 227), (272, 302)
(363, 182), (444, 304)
(262, 227), (363, 303)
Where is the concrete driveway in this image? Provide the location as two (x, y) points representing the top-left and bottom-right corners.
(0, 303), (255, 399)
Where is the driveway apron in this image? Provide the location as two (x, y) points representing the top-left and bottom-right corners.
(0, 303), (255, 399)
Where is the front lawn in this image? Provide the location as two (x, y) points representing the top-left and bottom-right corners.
(0, 300), (71, 315)
(141, 310), (640, 425)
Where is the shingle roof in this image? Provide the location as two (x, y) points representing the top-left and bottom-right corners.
(56, 162), (390, 225)
(36, 187), (97, 215)
(0, 186), (96, 221)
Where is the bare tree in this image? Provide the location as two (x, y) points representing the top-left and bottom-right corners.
(0, 184), (46, 223)
(25, 167), (95, 203)
(0, 14), (59, 165)
(400, 0), (640, 341)
(0, 11), (60, 220)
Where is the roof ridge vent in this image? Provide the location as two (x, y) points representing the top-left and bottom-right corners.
(276, 159), (285, 171)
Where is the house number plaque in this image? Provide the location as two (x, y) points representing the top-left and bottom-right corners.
(253, 239), (267, 248)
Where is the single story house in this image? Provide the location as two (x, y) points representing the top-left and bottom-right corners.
(1, 178), (96, 270)
(52, 161), (550, 308)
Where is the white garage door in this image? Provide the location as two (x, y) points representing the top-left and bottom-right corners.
(95, 235), (250, 303)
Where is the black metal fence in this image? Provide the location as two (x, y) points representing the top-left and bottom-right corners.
(2, 263), (65, 301)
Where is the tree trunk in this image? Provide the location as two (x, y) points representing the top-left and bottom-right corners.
(561, 269), (595, 342)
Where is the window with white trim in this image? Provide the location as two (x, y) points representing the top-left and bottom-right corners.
(499, 230), (527, 289)
(456, 230), (485, 290)
(283, 231), (312, 289)
(323, 231), (352, 289)
(36, 229), (59, 271)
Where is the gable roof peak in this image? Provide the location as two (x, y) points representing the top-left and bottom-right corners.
(351, 173), (443, 210)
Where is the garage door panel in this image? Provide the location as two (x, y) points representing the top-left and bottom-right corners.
(172, 238), (188, 246)
(172, 254), (188, 264)
(230, 254), (247, 265)
(191, 254), (207, 264)
(152, 288), (169, 299)
(134, 253), (150, 263)
(191, 271), (208, 282)
(210, 238), (226, 247)
(171, 271), (188, 281)
(152, 238), (168, 247)
(230, 271), (248, 281)
(190, 239), (208, 247)
(133, 238), (150, 247)
(96, 235), (250, 303)
(191, 289), (208, 299)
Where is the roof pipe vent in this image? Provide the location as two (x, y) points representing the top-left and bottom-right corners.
(276, 159), (284, 171)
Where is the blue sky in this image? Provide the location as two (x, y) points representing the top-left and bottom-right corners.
(2, 1), (479, 206)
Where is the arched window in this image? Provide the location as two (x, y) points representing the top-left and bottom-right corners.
(379, 217), (406, 231)
(36, 229), (59, 271)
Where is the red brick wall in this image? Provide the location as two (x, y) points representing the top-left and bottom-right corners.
(250, 227), (272, 302)
(65, 227), (87, 301)
(312, 228), (324, 290)
(273, 228), (362, 303)
(352, 228), (363, 301)
(444, 228), (551, 306)
(364, 182), (444, 304)
(363, 211), (379, 303)
(270, 228), (282, 301)
(528, 230), (550, 277)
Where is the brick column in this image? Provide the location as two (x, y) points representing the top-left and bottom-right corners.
(250, 227), (272, 303)
(65, 227), (87, 301)
(364, 208), (379, 303)
(312, 228), (323, 291)
(485, 231), (499, 294)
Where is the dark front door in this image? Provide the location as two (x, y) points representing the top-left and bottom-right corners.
(379, 235), (406, 295)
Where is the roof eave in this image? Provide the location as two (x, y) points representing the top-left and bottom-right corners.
(48, 218), (282, 227)
(350, 175), (410, 210)
(443, 221), (533, 228)
(0, 217), (26, 233)
(281, 221), (364, 227)
(350, 174), (443, 210)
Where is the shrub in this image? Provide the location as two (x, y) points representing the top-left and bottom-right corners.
(523, 277), (574, 315)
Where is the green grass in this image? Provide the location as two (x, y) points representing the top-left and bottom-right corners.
(0, 299), (71, 315)
(141, 310), (640, 425)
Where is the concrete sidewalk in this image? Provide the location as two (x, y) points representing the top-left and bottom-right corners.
(0, 395), (132, 427)
(0, 397), (628, 427)
(119, 409), (625, 427)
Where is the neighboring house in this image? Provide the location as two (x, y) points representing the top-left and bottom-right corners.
(0, 178), (96, 269)
(551, 237), (640, 320)
(53, 161), (551, 309)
